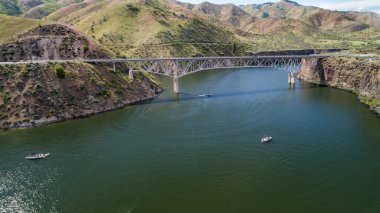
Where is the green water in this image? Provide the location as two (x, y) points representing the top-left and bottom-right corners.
(1, 68), (380, 212)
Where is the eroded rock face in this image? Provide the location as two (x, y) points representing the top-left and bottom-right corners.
(298, 58), (326, 85)
(0, 24), (161, 129)
(0, 62), (161, 129)
(0, 24), (111, 61)
(298, 57), (380, 115)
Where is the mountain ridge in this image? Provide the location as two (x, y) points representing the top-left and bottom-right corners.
(1, 0), (380, 57)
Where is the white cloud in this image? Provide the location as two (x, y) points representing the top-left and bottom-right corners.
(315, 0), (380, 14)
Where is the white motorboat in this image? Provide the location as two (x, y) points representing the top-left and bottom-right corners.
(25, 153), (50, 160)
(261, 136), (272, 143)
(198, 93), (213, 97)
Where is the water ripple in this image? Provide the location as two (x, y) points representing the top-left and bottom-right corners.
(0, 164), (59, 213)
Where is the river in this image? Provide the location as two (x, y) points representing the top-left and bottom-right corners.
(1, 68), (380, 212)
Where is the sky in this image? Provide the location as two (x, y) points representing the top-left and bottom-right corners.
(181, 0), (380, 14)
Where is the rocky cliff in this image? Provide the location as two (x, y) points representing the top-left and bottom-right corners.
(0, 24), (112, 61)
(0, 24), (161, 129)
(298, 57), (380, 115)
(0, 62), (161, 129)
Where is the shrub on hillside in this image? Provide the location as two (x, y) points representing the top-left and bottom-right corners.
(54, 65), (66, 79)
(83, 44), (89, 53)
(126, 4), (139, 13)
(2, 92), (10, 104)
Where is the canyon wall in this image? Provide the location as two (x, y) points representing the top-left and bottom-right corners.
(0, 62), (161, 129)
(298, 57), (380, 115)
(0, 24), (161, 129)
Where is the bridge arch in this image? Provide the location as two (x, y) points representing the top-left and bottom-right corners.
(124, 57), (305, 93)
(4, 54), (377, 93)
(1, 54), (373, 93)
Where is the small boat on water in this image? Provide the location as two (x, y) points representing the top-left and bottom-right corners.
(198, 93), (213, 97)
(25, 153), (50, 160)
(261, 136), (272, 143)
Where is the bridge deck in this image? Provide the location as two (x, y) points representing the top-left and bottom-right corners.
(0, 54), (376, 93)
(0, 54), (376, 65)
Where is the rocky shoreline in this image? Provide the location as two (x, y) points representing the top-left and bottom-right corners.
(0, 62), (161, 130)
(298, 57), (380, 115)
(6, 93), (160, 130)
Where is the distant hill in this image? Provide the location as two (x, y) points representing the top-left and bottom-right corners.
(0, 0), (84, 18)
(1, 0), (380, 56)
(168, 0), (353, 51)
(240, 0), (380, 33)
(22, 0), (83, 19)
(241, 0), (320, 19)
(0, 14), (40, 44)
(0, 0), (22, 15)
(44, 0), (245, 57)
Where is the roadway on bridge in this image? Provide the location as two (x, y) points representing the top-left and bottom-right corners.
(0, 54), (376, 65)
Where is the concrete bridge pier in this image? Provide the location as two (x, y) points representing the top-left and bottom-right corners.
(288, 73), (296, 84)
(173, 77), (179, 94)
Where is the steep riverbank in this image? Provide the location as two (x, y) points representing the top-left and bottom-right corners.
(0, 62), (161, 129)
(0, 24), (162, 130)
(298, 57), (380, 115)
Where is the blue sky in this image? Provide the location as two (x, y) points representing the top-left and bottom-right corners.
(181, 0), (380, 14)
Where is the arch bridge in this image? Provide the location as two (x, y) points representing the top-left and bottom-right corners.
(84, 55), (324, 93)
(2, 54), (375, 93)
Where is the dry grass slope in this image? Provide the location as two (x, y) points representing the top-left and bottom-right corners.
(0, 14), (40, 44)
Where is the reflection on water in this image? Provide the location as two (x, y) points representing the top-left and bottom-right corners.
(0, 164), (58, 212)
(1, 68), (380, 212)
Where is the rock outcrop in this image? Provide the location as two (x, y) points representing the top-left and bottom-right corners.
(0, 24), (112, 61)
(298, 57), (380, 115)
(0, 62), (161, 129)
(0, 24), (161, 129)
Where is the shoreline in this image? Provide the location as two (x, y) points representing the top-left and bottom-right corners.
(298, 57), (380, 116)
(1, 90), (162, 131)
(299, 79), (380, 117)
(0, 62), (163, 130)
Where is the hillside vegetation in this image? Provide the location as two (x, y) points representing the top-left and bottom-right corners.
(43, 0), (246, 57)
(0, 23), (161, 129)
(1, 0), (380, 56)
(0, 24), (114, 61)
(0, 0), (85, 18)
(0, 14), (40, 44)
(0, 0), (22, 15)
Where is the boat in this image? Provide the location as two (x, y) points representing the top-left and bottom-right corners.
(261, 136), (272, 143)
(198, 93), (213, 97)
(25, 153), (50, 160)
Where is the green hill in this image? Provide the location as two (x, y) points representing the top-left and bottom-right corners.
(45, 0), (245, 57)
(0, 14), (40, 44)
(241, 0), (380, 33)
(1, 0), (380, 56)
(0, 0), (22, 15)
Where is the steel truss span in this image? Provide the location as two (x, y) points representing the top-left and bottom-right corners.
(120, 57), (303, 78)
(111, 57), (318, 93)
(1, 54), (374, 93)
